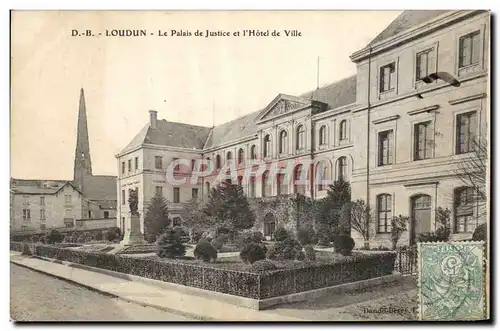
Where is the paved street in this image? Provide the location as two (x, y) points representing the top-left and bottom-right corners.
(10, 264), (192, 322)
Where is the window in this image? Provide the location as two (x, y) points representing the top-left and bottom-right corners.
(156, 186), (163, 196)
(459, 31), (480, 68)
(262, 171), (271, 197)
(155, 156), (163, 169)
(456, 112), (477, 154)
(378, 130), (394, 166)
(192, 188), (198, 199)
(294, 165), (306, 194)
(279, 130), (288, 154)
(191, 159), (196, 172)
(23, 196), (30, 205)
(319, 125), (327, 146)
(135, 157), (139, 171)
(316, 162), (330, 191)
(40, 196), (45, 206)
(205, 182), (210, 195)
(277, 173), (287, 195)
(264, 213), (276, 238)
(65, 194), (72, 204)
(173, 157), (180, 172)
(121, 190), (125, 205)
(296, 125), (305, 150)
(249, 176), (256, 198)
(128, 159), (132, 173)
(22, 209), (30, 220)
(64, 219), (74, 228)
(455, 187), (476, 233)
(379, 62), (396, 92)
(40, 209), (46, 220)
(377, 194), (392, 233)
(215, 155), (221, 169)
(88, 210), (92, 218)
(173, 217), (182, 227)
(414, 121), (433, 160)
(40, 224), (46, 230)
(21, 226), (28, 231)
(337, 157), (348, 181)
(121, 161), (125, 175)
(226, 151), (232, 162)
(263, 135), (271, 158)
(173, 187), (180, 203)
(250, 145), (257, 160)
(339, 120), (348, 141)
(104, 211), (109, 219)
(416, 48), (435, 81)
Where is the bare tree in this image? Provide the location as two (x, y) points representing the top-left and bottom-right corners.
(343, 199), (372, 249)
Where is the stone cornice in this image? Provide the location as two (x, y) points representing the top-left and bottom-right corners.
(407, 105), (440, 116)
(372, 115), (400, 125)
(449, 93), (487, 105)
(350, 10), (484, 63)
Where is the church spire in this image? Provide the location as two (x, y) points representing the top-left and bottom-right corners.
(73, 88), (92, 184)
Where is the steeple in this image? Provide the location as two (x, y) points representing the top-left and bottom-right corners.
(73, 88), (92, 185)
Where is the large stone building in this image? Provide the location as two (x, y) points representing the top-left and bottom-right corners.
(11, 89), (117, 232)
(116, 10), (489, 247)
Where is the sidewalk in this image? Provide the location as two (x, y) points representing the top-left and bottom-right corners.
(10, 252), (305, 321)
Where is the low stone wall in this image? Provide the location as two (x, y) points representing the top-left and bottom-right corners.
(11, 242), (396, 300)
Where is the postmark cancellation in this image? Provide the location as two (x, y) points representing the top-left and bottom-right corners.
(417, 241), (486, 321)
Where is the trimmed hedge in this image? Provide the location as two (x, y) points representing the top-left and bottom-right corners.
(10, 242), (396, 300)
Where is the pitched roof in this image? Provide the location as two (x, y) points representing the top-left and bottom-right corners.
(120, 120), (212, 154)
(10, 179), (81, 195)
(204, 75), (357, 148)
(368, 10), (451, 46)
(82, 175), (117, 202)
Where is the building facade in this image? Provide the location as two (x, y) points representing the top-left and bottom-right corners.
(116, 10), (489, 247)
(11, 89), (117, 232)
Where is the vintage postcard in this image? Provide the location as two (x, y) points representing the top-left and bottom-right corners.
(10, 10), (490, 322)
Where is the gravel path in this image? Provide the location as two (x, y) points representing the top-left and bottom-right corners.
(10, 264), (192, 322)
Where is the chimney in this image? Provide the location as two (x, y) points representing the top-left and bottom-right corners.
(149, 110), (158, 129)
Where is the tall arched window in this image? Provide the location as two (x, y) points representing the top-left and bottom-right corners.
(263, 135), (271, 158)
(262, 171), (271, 197)
(215, 155), (221, 169)
(454, 187), (476, 233)
(238, 148), (244, 165)
(205, 181), (210, 195)
(319, 125), (327, 146)
(279, 130), (288, 154)
(377, 194), (392, 233)
(337, 157), (348, 181)
(237, 175), (243, 187)
(316, 161), (330, 191)
(249, 176), (256, 198)
(294, 164), (306, 194)
(226, 151), (232, 161)
(250, 145), (257, 160)
(339, 120), (348, 141)
(410, 194), (432, 245)
(296, 125), (305, 150)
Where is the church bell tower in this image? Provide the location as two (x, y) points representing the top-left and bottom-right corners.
(73, 88), (93, 188)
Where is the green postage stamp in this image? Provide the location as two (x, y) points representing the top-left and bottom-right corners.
(418, 241), (486, 321)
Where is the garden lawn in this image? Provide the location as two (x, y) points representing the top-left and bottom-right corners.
(142, 250), (367, 272)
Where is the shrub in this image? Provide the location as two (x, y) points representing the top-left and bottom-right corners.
(106, 230), (117, 242)
(21, 243), (32, 256)
(333, 235), (355, 256)
(31, 235), (39, 243)
(93, 231), (103, 241)
(145, 233), (157, 244)
(77, 235), (86, 243)
(435, 207), (451, 242)
(296, 250), (306, 261)
(316, 230), (333, 246)
(156, 230), (186, 258)
(236, 231), (263, 249)
(251, 231), (264, 243)
(102, 230), (109, 241)
(193, 241), (217, 262)
(390, 215), (408, 250)
(46, 229), (64, 244)
(304, 245), (316, 261)
(273, 227), (290, 242)
(266, 238), (303, 261)
(417, 232), (440, 243)
(240, 243), (267, 264)
(39, 236), (47, 244)
(211, 238), (225, 251)
(472, 223), (487, 243)
(249, 259), (278, 272)
(296, 226), (317, 246)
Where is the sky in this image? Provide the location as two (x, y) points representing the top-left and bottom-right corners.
(10, 10), (401, 179)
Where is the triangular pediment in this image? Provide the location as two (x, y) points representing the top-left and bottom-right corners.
(256, 94), (312, 123)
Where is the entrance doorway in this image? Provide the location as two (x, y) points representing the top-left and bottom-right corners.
(410, 194), (431, 245)
(263, 212), (276, 240)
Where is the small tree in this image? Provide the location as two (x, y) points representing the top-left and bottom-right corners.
(345, 199), (372, 249)
(182, 197), (215, 243)
(435, 207), (451, 242)
(156, 229), (185, 258)
(203, 181), (255, 238)
(390, 215), (408, 250)
(315, 180), (351, 238)
(144, 193), (171, 236)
